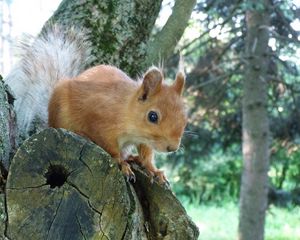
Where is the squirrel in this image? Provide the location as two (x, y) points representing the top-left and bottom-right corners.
(5, 26), (187, 184)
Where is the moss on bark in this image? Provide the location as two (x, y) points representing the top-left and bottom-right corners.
(46, 0), (162, 76)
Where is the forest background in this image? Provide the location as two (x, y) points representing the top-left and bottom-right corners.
(0, 0), (299, 239)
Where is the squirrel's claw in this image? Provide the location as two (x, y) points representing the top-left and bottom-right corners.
(148, 170), (169, 187)
(163, 180), (170, 190)
(126, 173), (136, 183)
(149, 174), (155, 184)
(124, 171), (136, 183)
(121, 161), (136, 183)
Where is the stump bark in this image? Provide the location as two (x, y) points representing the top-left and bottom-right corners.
(0, 78), (18, 170)
(4, 128), (199, 240)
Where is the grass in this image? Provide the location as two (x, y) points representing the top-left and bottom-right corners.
(183, 202), (300, 240)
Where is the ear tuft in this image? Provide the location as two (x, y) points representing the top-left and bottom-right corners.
(173, 71), (185, 96)
(139, 67), (163, 100)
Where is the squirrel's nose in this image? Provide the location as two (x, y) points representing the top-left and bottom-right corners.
(167, 146), (177, 152)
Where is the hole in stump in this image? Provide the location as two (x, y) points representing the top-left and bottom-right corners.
(44, 164), (68, 188)
(159, 219), (168, 237)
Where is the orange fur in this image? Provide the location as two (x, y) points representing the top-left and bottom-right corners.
(48, 64), (187, 183)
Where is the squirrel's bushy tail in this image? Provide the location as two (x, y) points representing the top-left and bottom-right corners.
(5, 25), (91, 137)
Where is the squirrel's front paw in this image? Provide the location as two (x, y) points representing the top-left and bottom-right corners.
(150, 170), (170, 188)
(120, 161), (136, 183)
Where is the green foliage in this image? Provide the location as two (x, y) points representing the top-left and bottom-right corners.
(270, 141), (300, 191)
(159, 139), (300, 205)
(183, 203), (300, 240)
(158, 145), (242, 204)
(241, 2), (266, 12)
(161, 0), (300, 205)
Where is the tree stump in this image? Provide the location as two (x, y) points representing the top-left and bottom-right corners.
(0, 78), (18, 170)
(4, 128), (199, 239)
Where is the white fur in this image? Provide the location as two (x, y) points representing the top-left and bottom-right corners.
(178, 52), (186, 77)
(5, 26), (92, 136)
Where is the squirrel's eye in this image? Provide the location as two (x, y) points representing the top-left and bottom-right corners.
(148, 111), (158, 124)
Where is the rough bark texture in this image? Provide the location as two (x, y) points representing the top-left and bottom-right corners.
(45, 0), (163, 76)
(145, 0), (196, 67)
(132, 166), (199, 239)
(4, 128), (199, 239)
(0, 194), (6, 239)
(45, 0), (195, 75)
(0, 78), (18, 170)
(239, 1), (270, 240)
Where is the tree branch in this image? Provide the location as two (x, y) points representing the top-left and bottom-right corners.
(144, 0), (196, 67)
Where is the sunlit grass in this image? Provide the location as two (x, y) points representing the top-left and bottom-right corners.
(265, 205), (300, 240)
(183, 202), (300, 240)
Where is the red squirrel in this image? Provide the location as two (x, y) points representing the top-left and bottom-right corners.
(5, 26), (187, 184)
(48, 65), (187, 184)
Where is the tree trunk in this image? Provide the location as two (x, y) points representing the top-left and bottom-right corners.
(45, 0), (196, 75)
(4, 128), (199, 239)
(145, 0), (196, 67)
(45, 0), (163, 76)
(238, 1), (270, 240)
(0, 78), (17, 170)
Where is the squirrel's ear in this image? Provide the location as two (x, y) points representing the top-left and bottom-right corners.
(173, 72), (185, 96)
(139, 67), (163, 101)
